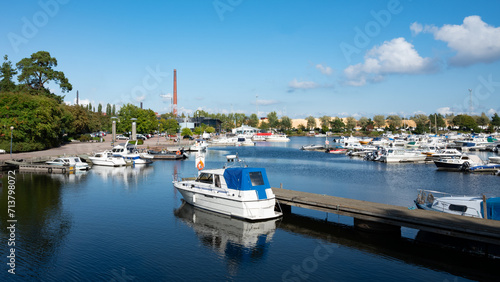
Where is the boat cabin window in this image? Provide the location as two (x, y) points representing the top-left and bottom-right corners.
(449, 204), (467, 212)
(249, 171), (265, 186)
(196, 173), (213, 184)
(214, 175), (221, 188)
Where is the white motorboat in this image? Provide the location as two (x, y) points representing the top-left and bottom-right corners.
(89, 151), (127, 167)
(236, 136), (255, 146)
(489, 156), (500, 164)
(209, 136), (237, 146)
(172, 155), (282, 221)
(433, 154), (483, 171)
(111, 141), (152, 165)
(414, 189), (500, 220)
(46, 157), (90, 171)
(265, 134), (290, 142)
(300, 144), (325, 151)
(428, 149), (462, 159)
(378, 148), (426, 163)
(189, 140), (209, 151)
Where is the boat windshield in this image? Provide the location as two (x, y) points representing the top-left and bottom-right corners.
(249, 171), (264, 186)
(196, 173), (213, 184)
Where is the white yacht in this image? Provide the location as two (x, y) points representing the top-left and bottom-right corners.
(265, 134), (290, 142)
(172, 155), (282, 221)
(433, 154), (483, 171)
(189, 140), (209, 151)
(378, 148), (426, 163)
(46, 157), (90, 171)
(111, 141), (152, 165)
(89, 151), (127, 167)
(414, 189), (500, 220)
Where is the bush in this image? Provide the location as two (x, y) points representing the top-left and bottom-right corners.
(137, 139), (144, 145)
(78, 135), (91, 142)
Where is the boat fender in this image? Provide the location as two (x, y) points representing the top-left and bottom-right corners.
(48, 167), (53, 174)
(176, 150), (181, 155)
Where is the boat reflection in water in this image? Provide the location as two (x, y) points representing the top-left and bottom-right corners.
(174, 201), (278, 272)
(91, 165), (154, 187)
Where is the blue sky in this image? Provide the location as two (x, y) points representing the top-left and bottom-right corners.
(2, 0), (500, 119)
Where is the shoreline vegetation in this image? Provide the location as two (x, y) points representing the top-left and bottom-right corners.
(1, 51), (500, 153)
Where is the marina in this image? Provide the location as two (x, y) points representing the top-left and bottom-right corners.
(0, 136), (499, 280)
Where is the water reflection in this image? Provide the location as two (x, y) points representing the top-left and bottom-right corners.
(0, 173), (71, 280)
(174, 201), (278, 275)
(91, 164), (154, 187)
(279, 213), (499, 281)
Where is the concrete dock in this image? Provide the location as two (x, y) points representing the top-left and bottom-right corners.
(272, 188), (500, 245)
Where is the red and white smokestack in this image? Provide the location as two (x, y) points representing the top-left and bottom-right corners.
(173, 69), (177, 117)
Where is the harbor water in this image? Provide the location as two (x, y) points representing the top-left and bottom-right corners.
(1, 137), (499, 281)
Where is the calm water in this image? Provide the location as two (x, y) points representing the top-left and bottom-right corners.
(1, 137), (499, 281)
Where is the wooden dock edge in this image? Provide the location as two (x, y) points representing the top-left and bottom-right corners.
(272, 188), (500, 245)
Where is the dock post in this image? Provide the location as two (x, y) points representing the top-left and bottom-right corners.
(354, 218), (401, 236)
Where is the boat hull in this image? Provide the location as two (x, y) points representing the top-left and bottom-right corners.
(174, 183), (282, 221)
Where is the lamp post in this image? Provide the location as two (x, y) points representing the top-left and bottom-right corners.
(157, 123), (160, 145)
(10, 126), (13, 159)
(111, 117), (118, 147)
(130, 118), (137, 141)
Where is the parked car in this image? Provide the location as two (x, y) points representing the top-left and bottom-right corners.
(136, 134), (147, 140)
(116, 135), (129, 140)
(183, 135), (194, 140)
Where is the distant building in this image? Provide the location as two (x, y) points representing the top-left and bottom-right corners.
(175, 117), (222, 132)
(232, 125), (259, 135)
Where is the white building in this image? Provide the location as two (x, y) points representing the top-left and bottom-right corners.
(232, 125), (260, 135)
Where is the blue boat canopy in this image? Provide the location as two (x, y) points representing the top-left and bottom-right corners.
(223, 167), (270, 200)
(481, 198), (500, 221)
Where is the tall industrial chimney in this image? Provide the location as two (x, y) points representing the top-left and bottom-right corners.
(76, 90), (79, 105)
(140, 102), (143, 109)
(173, 69), (177, 117)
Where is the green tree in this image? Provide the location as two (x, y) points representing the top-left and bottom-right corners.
(319, 116), (331, 130)
(280, 116), (292, 131)
(345, 117), (357, 131)
(491, 113), (500, 128)
(475, 112), (490, 127)
(0, 55), (17, 92)
(330, 118), (345, 132)
(386, 115), (402, 128)
(181, 127), (193, 136)
(452, 114), (480, 132)
(0, 92), (69, 151)
(247, 113), (259, 127)
(306, 116), (316, 130)
(358, 117), (369, 130)
(259, 121), (270, 131)
(97, 103), (103, 114)
(112, 104), (116, 115)
(267, 111), (279, 130)
(373, 115), (386, 129)
(160, 118), (179, 135)
(16, 51), (72, 101)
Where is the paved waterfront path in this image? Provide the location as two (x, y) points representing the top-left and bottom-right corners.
(0, 135), (192, 161)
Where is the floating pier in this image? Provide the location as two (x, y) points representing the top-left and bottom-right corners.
(4, 160), (75, 174)
(272, 188), (500, 245)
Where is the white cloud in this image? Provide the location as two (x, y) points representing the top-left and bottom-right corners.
(343, 37), (437, 86)
(315, 64), (333, 75)
(437, 107), (453, 115)
(417, 16), (500, 66)
(160, 93), (172, 102)
(410, 22), (423, 36)
(289, 79), (319, 89)
(256, 99), (279, 106)
(487, 108), (497, 116)
(134, 94), (146, 103)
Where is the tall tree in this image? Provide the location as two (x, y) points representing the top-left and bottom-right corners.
(319, 116), (331, 130)
(373, 115), (386, 128)
(330, 118), (345, 132)
(280, 116), (292, 131)
(306, 116), (316, 130)
(358, 117), (369, 130)
(16, 51), (72, 99)
(267, 111), (279, 130)
(97, 103), (103, 114)
(0, 55), (17, 92)
(386, 115), (402, 128)
(345, 117), (357, 131)
(475, 112), (490, 127)
(247, 113), (259, 127)
(106, 103), (112, 116)
(491, 113), (500, 127)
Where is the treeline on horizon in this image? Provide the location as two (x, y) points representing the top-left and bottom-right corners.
(1, 51), (500, 153)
